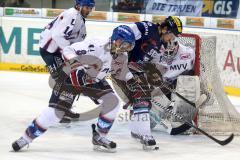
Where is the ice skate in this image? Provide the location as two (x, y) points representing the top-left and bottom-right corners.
(131, 131), (142, 140)
(12, 137), (29, 152)
(140, 135), (158, 150)
(131, 132), (158, 150)
(91, 124), (116, 153)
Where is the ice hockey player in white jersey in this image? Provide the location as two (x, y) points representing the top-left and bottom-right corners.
(11, 25), (145, 152)
(39, 0), (94, 53)
(148, 36), (206, 135)
(39, 0), (95, 122)
(154, 37), (195, 88)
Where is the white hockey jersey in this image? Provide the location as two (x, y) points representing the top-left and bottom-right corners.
(39, 8), (86, 53)
(63, 38), (133, 82)
(152, 43), (195, 83)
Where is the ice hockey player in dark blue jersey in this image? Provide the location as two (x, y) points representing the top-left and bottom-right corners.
(125, 17), (202, 136)
(127, 16), (182, 63)
(112, 16), (183, 147)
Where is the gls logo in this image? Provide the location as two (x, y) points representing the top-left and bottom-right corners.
(214, 1), (232, 15)
(202, 0), (239, 17)
(170, 64), (187, 71)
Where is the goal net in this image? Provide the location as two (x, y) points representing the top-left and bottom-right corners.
(178, 33), (240, 135)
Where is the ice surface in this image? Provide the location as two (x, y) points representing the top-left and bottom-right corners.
(0, 71), (240, 160)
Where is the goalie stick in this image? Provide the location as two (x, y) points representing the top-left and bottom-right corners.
(160, 83), (203, 108)
(152, 79), (206, 109)
(149, 110), (191, 135)
(151, 99), (234, 146)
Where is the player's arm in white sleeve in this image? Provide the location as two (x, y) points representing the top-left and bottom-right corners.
(95, 60), (111, 82)
(63, 41), (110, 83)
(52, 11), (77, 51)
(62, 42), (81, 60)
(111, 53), (134, 82)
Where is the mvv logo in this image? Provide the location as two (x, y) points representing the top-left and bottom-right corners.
(170, 64), (187, 70)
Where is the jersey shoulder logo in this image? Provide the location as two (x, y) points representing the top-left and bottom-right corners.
(180, 53), (191, 60)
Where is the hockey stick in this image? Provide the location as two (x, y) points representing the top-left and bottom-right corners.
(52, 80), (113, 98)
(151, 99), (234, 146)
(156, 81), (197, 107)
(149, 110), (191, 135)
(174, 91), (195, 106)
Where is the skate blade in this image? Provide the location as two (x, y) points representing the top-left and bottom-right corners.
(93, 145), (116, 153)
(131, 135), (141, 142)
(142, 144), (159, 151)
(131, 132), (142, 142)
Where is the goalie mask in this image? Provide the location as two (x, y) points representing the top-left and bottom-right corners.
(161, 37), (179, 62)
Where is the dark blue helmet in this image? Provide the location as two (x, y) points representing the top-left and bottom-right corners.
(75, 0), (95, 7)
(111, 25), (135, 51)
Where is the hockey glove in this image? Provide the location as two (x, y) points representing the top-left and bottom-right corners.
(126, 78), (150, 103)
(143, 63), (163, 87)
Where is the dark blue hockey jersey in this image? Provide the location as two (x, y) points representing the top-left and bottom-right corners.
(128, 21), (162, 63)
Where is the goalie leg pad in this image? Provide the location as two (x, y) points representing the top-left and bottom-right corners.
(171, 76), (200, 122)
(151, 88), (172, 119)
(150, 88), (192, 135)
(174, 75), (201, 103)
(150, 88), (171, 129)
